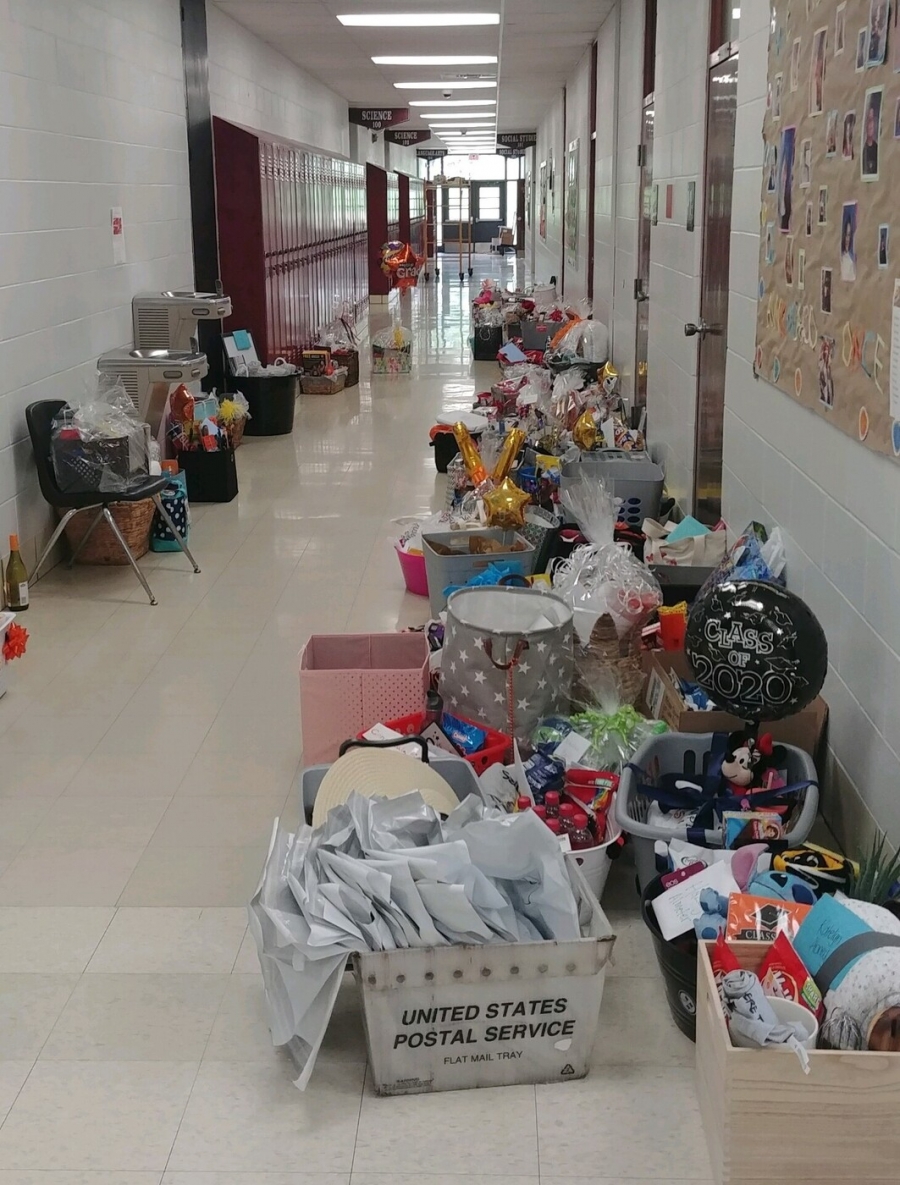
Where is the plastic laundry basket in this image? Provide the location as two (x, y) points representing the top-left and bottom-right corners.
(615, 732), (819, 891)
(560, 451), (664, 528)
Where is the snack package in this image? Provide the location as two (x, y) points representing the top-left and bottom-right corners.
(723, 810), (786, 847)
(725, 892), (811, 942)
(441, 712), (487, 755)
(759, 932), (825, 1021)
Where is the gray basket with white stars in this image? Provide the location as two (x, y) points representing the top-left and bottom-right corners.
(441, 586), (574, 748)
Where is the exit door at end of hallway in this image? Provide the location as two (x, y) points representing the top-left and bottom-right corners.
(691, 51), (738, 524)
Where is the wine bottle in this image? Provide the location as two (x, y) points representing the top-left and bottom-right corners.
(4, 534), (29, 611)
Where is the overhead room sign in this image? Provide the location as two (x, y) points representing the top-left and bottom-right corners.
(349, 108), (410, 130)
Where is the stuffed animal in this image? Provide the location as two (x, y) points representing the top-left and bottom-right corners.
(748, 869), (818, 907)
(694, 887), (730, 940)
(721, 729), (786, 794)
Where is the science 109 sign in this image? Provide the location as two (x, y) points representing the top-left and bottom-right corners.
(685, 580), (827, 720)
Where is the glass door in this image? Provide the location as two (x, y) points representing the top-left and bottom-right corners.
(471, 181), (506, 245)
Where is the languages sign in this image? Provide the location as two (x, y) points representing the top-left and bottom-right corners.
(497, 131), (536, 150)
(349, 107), (410, 130)
(417, 147), (447, 159)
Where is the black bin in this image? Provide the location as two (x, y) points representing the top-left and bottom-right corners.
(237, 375), (298, 436)
(430, 430), (463, 473)
(473, 325), (503, 361)
(179, 449), (239, 503)
(641, 874), (699, 1041)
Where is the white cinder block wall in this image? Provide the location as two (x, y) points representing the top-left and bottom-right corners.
(644, 0), (710, 513)
(607, 0), (644, 407)
(592, 5), (620, 336)
(0, 0), (193, 574)
(725, 0), (900, 846)
(533, 93), (566, 286)
(560, 50), (593, 305)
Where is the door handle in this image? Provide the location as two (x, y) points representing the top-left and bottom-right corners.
(684, 319), (722, 338)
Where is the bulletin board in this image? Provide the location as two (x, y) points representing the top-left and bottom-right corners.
(756, 0), (900, 458)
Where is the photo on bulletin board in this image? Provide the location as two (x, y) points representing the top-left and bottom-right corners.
(565, 138), (579, 263)
(756, 0), (900, 461)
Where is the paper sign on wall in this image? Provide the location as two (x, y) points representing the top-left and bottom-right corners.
(110, 207), (126, 265)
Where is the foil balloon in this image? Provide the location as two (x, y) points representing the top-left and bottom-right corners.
(483, 478), (530, 530)
(452, 422), (489, 486)
(380, 241), (422, 291)
(600, 361), (620, 397)
(685, 580), (827, 721)
(491, 427), (526, 483)
(573, 409), (598, 451)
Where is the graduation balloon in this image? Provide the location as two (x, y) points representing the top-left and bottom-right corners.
(685, 580), (827, 721)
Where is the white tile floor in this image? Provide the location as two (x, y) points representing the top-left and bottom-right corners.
(0, 258), (711, 1182)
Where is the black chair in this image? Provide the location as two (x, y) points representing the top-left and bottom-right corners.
(26, 399), (200, 606)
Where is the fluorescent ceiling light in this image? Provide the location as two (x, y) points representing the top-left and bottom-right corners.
(373, 55), (497, 65)
(409, 99), (495, 106)
(420, 113), (496, 120)
(338, 13), (499, 26)
(394, 81), (496, 89)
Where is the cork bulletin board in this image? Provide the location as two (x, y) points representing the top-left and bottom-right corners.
(756, 0), (900, 458)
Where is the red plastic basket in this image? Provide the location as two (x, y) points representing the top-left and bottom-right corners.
(362, 711), (511, 772)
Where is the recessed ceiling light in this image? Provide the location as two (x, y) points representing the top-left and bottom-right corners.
(428, 122), (495, 128)
(338, 13), (499, 26)
(409, 99), (495, 106)
(394, 81), (496, 89)
(373, 56), (497, 65)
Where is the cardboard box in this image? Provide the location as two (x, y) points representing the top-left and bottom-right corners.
(697, 939), (900, 1183)
(641, 650), (828, 759)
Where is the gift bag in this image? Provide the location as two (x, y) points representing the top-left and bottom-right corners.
(150, 471), (189, 552)
(441, 586), (573, 748)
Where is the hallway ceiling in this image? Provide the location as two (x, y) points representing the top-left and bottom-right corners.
(214, 0), (614, 144)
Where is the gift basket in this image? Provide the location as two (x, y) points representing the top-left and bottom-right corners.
(372, 322), (412, 374)
(217, 392), (250, 447)
(51, 376), (149, 496)
(544, 318), (609, 375)
(51, 376), (156, 562)
(317, 300), (360, 387)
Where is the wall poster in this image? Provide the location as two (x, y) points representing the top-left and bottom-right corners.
(539, 161), (548, 240)
(756, 0), (900, 459)
(565, 138), (580, 263)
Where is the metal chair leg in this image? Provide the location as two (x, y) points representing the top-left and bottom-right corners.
(103, 507), (157, 605)
(67, 507), (104, 568)
(151, 494), (201, 573)
(30, 508), (84, 582)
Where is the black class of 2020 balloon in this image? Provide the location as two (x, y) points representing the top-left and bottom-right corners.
(685, 580), (828, 721)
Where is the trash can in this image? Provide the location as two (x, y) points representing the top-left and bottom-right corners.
(473, 325), (503, 361)
(641, 874), (698, 1041)
(237, 374), (298, 436)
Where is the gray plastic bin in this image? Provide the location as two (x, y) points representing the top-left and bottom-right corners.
(299, 751), (483, 824)
(422, 528), (536, 616)
(561, 451), (664, 528)
(355, 859), (615, 1095)
(614, 731), (819, 890)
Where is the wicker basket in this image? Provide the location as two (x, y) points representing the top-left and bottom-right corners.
(331, 348), (359, 387)
(300, 369), (347, 395)
(60, 499), (154, 564)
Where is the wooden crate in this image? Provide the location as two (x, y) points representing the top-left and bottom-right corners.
(696, 940), (900, 1184)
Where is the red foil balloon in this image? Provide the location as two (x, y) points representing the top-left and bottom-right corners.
(381, 241), (422, 291)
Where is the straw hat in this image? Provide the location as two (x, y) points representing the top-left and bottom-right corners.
(311, 747), (461, 827)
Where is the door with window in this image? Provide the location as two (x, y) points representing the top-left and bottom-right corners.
(440, 184), (470, 250)
(691, 49), (738, 522)
(471, 181), (506, 244)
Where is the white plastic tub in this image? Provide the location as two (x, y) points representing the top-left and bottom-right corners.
(565, 821), (622, 900)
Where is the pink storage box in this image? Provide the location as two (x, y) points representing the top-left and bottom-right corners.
(299, 632), (430, 764)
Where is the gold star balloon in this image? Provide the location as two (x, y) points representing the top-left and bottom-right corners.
(483, 478), (531, 529)
(573, 408), (598, 451)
